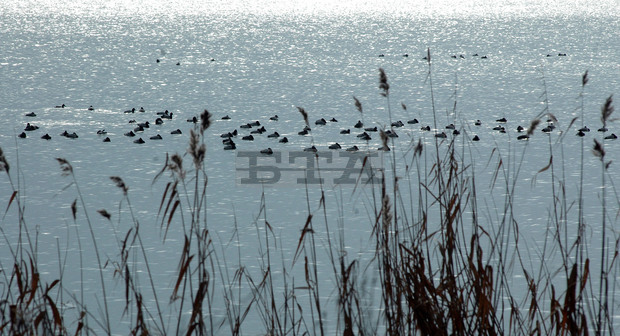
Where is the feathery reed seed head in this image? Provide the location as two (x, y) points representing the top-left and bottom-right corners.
(593, 139), (605, 160)
(98, 209), (112, 220)
(353, 96), (363, 114)
(401, 102), (407, 111)
(414, 139), (423, 157)
(56, 158), (73, 176)
(601, 95), (614, 127)
(527, 119), (540, 136)
(379, 68), (390, 97)
(110, 176), (128, 195)
(200, 109), (212, 134)
(297, 106), (309, 126)
(380, 130), (388, 148)
(188, 129), (205, 169)
(582, 70), (589, 87)
(0, 147), (8, 173)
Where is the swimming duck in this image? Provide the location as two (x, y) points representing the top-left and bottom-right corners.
(88, 105), (94, 111)
(315, 118), (327, 125)
(171, 129), (182, 135)
(267, 131), (280, 138)
(222, 115), (231, 120)
(240, 123), (252, 129)
(391, 120), (404, 127)
(134, 138), (145, 144)
(346, 145), (359, 152)
(103, 137), (111, 142)
(18, 132), (27, 138)
(250, 126), (266, 134)
(385, 130), (398, 138)
(445, 123), (455, 130)
(604, 133), (617, 140)
(269, 115), (279, 121)
(364, 127), (378, 132)
(55, 104), (65, 108)
(155, 118), (164, 125)
(452, 129), (460, 135)
(41, 133), (51, 140)
(378, 145), (391, 151)
(304, 146), (318, 152)
(25, 112), (36, 117)
(260, 148), (274, 155)
(472, 135), (480, 141)
(328, 143), (341, 149)
(139, 107), (145, 112)
(279, 137), (289, 143)
(496, 117), (507, 123)
(474, 120), (482, 126)
(124, 108), (135, 113)
(97, 130), (107, 135)
(357, 132), (372, 140)
(517, 134), (529, 140)
(340, 129), (350, 134)
(24, 123), (38, 131)
(160, 112), (173, 119)
(125, 131), (136, 137)
(354, 120), (363, 128)
(420, 125), (431, 131)
(298, 129), (309, 136)
(249, 121), (261, 127)
(516, 125), (524, 132)
(598, 127), (608, 132)
(223, 142), (236, 150)
(188, 116), (198, 123)
(541, 126), (554, 133)
(435, 132), (447, 138)
(65, 132), (78, 139)
(242, 135), (254, 141)
(329, 118), (338, 122)
(578, 126), (590, 132)
(150, 134), (163, 140)
(407, 119), (419, 124)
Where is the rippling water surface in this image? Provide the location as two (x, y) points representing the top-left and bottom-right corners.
(1, 0), (620, 334)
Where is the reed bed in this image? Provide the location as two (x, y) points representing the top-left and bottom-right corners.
(1, 59), (618, 335)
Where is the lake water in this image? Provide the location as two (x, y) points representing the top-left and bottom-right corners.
(1, 0), (620, 334)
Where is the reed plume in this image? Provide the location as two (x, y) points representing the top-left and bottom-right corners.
(601, 95), (613, 128)
(527, 119), (541, 136)
(56, 158), (73, 176)
(188, 129), (206, 170)
(200, 109), (212, 134)
(110, 176), (129, 195)
(353, 96), (363, 114)
(0, 146), (8, 173)
(297, 106), (309, 126)
(582, 70), (589, 87)
(379, 68), (389, 97)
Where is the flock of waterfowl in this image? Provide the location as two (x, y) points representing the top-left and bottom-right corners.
(215, 113), (618, 154)
(17, 105), (184, 143)
(14, 101), (617, 155)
